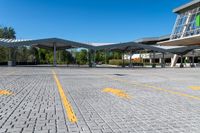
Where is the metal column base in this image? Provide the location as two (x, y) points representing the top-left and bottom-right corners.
(180, 64), (184, 68)
(161, 64), (165, 68)
(190, 64), (195, 68)
(8, 61), (16, 66)
(152, 64), (156, 68)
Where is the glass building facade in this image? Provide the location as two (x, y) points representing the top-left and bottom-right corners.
(171, 6), (200, 40)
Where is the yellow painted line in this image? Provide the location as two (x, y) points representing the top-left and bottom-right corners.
(105, 75), (200, 101)
(102, 88), (131, 99)
(189, 86), (200, 90)
(0, 90), (12, 95)
(52, 70), (77, 123)
(142, 84), (200, 101)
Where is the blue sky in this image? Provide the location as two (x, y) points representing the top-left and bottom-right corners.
(0, 0), (189, 42)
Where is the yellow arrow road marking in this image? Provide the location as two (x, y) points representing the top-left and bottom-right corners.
(105, 75), (200, 101)
(102, 88), (131, 99)
(0, 90), (12, 95)
(189, 86), (200, 90)
(52, 70), (77, 123)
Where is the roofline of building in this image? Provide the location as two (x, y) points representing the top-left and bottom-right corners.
(173, 0), (200, 13)
(134, 35), (170, 43)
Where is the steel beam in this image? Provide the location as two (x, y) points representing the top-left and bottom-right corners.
(53, 42), (57, 67)
(180, 55), (184, 68)
(161, 53), (165, 68)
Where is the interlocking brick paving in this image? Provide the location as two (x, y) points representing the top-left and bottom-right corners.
(0, 67), (200, 133)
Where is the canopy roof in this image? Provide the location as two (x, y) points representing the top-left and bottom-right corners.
(0, 38), (94, 50)
(0, 37), (199, 55)
(0, 41), (6, 46)
(158, 34), (200, 46)
(95, 41), (168, 53)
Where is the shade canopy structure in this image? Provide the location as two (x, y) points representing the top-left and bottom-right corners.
(0, 38), (95, 50)
(0, 38), (95, 67)
(1, 38), (199, 54)
(95, 41), (168, 53)
(0, 37), (200, 67)
(0, 40), (10, 47)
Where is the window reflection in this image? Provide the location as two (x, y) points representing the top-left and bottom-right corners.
(171, 7), (200, 40)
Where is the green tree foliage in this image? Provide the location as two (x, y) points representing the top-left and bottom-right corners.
(38, 48), (53, 64)
(0, 26), (16, 63)
(0, 47), (8, 62)
(0, 28), (3, 37)
(109, 51), (122, 60)
(0, 26), (16, 39)
(75, 49), (88, 65)
(15, 47), (38, 63)
(57, 50), (74, 64)
(95, 50), (105, 63)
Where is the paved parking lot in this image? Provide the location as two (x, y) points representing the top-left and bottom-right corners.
(0, 67), (200, 133)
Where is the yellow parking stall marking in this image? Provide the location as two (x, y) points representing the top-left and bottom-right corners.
(0, 90), (12, 95)
(189, 86), (200, 90)
(102, 88), (131, 99)
(105, 75), (200, 101)
(52, 70), (77, 123)
(142, 84), (200, 101)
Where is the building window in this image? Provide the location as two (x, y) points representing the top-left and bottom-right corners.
(171, 7), (200, 40)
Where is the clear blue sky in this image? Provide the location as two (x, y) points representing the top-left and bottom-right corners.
(0, 0), (189, 42)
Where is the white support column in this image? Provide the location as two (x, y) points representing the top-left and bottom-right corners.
(159, 58), (162, 64)
(171, 54), (179, 67)
(53, 42), (57, 67)
(149, 53), (152, 64)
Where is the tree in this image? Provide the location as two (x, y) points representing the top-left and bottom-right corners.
(57, 50), (74, 64)
(0, 26), (16, 63)
(0, 26), (16, 39)
(16, 47), (29, 62)
(38, 48), (53, 64)
(0, 28), (3, 37)
(75, 49), (88, 65)
(0, 47), (8, 62)
(95, 50), (105, 63)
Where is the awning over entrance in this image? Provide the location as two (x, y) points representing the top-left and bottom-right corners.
(158, 35), (200, 46)
(167, 45), (200, 55)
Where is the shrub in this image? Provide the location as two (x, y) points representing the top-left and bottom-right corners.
(109, 59), (129, 66)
